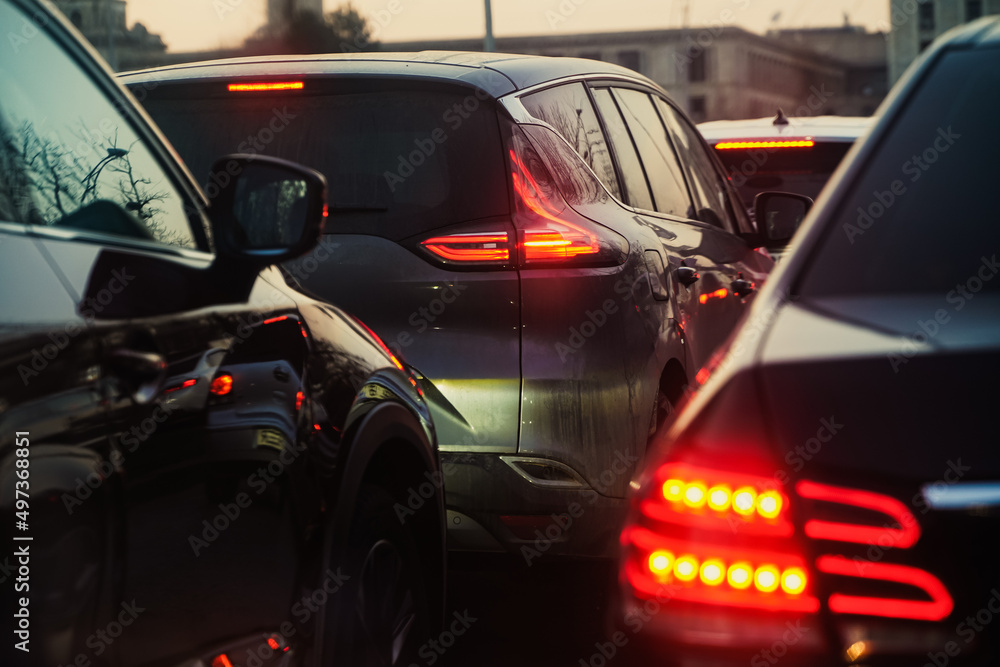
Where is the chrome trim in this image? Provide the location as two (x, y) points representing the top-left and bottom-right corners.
(921, 482), (1000, 510)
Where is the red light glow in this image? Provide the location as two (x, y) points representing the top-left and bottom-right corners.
(212, 656), (234, 667)
(714, 140), (815, 150)
(510, 149), (602, 262)
(421, 233), (510, 262)
(210, 374), (233, 396)
(163, 378), (198, 394)
(699, 288), (729, 304)
(228, 81), (304, 92)
(796, 480), (920, 548)
(817, 555), (953, 621)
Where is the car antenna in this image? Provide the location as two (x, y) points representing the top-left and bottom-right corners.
(773, 109), (789, 125)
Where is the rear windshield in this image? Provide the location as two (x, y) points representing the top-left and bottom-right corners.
(137, 81), (508, 240)
(799, 48), (1000, 297)
(714, 141), (853, 203)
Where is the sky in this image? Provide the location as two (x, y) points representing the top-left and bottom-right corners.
(127, 0), (890, 54)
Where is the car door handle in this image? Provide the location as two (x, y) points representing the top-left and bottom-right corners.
(108, 348), (167, 404)
(732, 278), (755, 297)
(675, 266), (700, 287)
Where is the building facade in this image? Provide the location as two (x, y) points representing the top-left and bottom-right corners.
(888, 0), (1000, 83)
(384, 26), (884, 122)
(51, 0), (165, 70)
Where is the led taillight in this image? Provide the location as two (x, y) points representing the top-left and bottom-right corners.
(625, 527), (819, 612)
(644, 463), (793, 536)
(796, 480), (920, 547)
(714, 139), (815, 150)
(420, 233), (510, 263)
(817, 556), (953, 621)
(295, 390), (304, 412)
(227, 81), (304, 92)
(210, 374), (233, 396)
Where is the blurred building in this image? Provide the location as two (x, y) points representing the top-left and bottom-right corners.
(383, 25), (886, 122)
(51, 0), (165, 70)
(267, 0), (324, 26)
(888, 0), (999, 83)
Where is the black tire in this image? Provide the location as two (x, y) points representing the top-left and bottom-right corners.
(318, 484), (430, 667)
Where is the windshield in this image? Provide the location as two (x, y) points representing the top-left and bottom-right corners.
(138, 81), (508, 241)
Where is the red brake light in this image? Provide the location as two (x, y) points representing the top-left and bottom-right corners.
(210, 374), (233, 396)
(228, 81), (304, 92)
(263, 315), (289, 325)
(421, 233), (510, 262)
(162, 378), (197, 394)
(714, 139), (815, 150)
(796, 480), (920, 548)
(509, 134), (626, 267)
(211, 655), (233, 667)
(295, 390), (304, 412)
(817, 556), (953, 621)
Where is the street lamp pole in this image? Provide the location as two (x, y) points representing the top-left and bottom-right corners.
(484, 0), (495, 52)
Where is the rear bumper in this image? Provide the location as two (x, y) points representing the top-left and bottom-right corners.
(440, 452), (628, 560)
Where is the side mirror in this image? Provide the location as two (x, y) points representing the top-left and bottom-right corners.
(207, 154), (327, 265)
(753, 191), (813, 247)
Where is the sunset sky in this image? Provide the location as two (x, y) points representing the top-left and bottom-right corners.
(126, 0), (890, 53)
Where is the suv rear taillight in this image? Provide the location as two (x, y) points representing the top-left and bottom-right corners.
(414, 130), (627, 269)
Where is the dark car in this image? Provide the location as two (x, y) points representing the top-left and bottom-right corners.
(619, 16), (1000, 666)
(121, 53), (788, 561)
(0, 1), (445, 665)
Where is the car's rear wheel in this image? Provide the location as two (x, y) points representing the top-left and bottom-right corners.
(319, 484), (429, 667)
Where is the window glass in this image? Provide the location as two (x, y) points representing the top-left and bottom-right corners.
(800, 49), (1000, 297)
(521, 83), (621, 200)
(592, 88), (654, 211)
(612, 88), (693, 218)
(655, 98), (734, 229)
(141, 85), (507, 241)
(0, 1), (197, 248)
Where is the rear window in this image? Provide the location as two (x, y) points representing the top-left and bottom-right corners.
(136, 81), (508, 240)
(713, 141), (853, 203)
(799, 48), (1000, 297)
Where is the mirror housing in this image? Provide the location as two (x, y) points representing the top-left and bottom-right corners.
(206, 154), (327, 266)
(752, 191), (813, 248)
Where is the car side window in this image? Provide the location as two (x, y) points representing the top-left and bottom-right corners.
(591, 87), (655, 211)
(0, 0), (198, 248)
(655, 98), (737, 231)
(611, 88), (694, 219)
(521, 82), (622, 200)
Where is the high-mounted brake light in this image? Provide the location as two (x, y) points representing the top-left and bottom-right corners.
(421, 233), (510, 262)
(714, 139), (815, 150)
(228, 81), (304, 92)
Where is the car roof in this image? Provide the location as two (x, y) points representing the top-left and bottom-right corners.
(119, 51), (657, 99)
(697, 115), (874, 143)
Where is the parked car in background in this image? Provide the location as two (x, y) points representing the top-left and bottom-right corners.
(699, 113), (872, 258)
(122, 53), (792, 561)
(620, 17), (1000, 666)
(0, 1), (444, 665)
